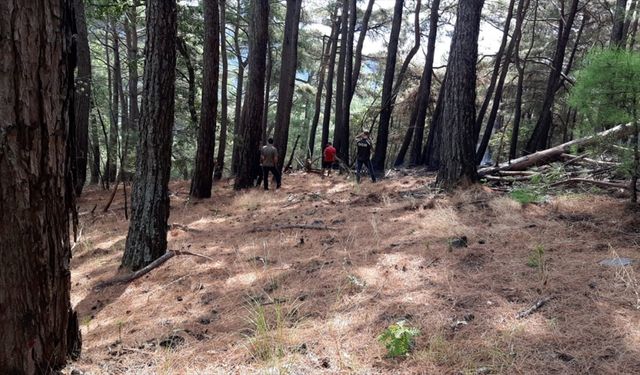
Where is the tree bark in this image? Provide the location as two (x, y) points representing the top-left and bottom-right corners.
(350, 0), (376, 99)
(176, 36), (198, 126)
(122, 0), (178, 270)
(215, 0), (229, 180)
(395, 0), (441, 167)
(125, 4), (139, 176)
(73, 0), (91, 195)
(0, 0), (81, 371)
(372, 0), (404, 172)
(191, 0), (220, 198)
(474, 0), (516, 140)
(90, 113), (101, 184)
(510, 0), (538, 160)
(234, 0), (269, 189)
(333, 0), (349, 161)
(436, 0), (484, 189)
(231, 0), (247, 174)
(611, 0), (628, 47)
(524, 0), (579, 153)
(476, 0), (529, 163)
(322, 11), (341, 152)
(273, 0), (302, 171)
(107, 23), (119, 184)
(308, 36), (330, 158)
(422, 74), (446, 169)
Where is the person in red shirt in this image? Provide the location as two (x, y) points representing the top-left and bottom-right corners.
(322, 142), (337, 177)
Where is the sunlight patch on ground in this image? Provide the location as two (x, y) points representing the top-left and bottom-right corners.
(95, 235), (126, 249)
(226, 271), (259, 287)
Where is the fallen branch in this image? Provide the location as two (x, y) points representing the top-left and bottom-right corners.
(484, 175), (534, 182)
(168, 223), (203, 233)
(479, 122), (634, 176)
(95, 249), (213, 289)
(516, 296), (553, 319)
(550, 178), (629, 190)
(560, 153), (620, 167)
(251, 224), (337, 232)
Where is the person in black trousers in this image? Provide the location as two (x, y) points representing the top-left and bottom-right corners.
(355, 131), (376, 183)
(260, 138), (282, 190)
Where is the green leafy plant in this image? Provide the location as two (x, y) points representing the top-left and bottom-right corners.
(377, 320), (420, 358)
(527, 245), (548, 285)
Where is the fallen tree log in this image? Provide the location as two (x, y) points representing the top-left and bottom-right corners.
(550, 178), (629, 190)
(95, 249), (213, 289)
(251, 223), (336, 232)
(479, 122), (635, 176)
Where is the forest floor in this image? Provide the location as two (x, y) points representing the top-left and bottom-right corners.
(66, 172), (640, 374)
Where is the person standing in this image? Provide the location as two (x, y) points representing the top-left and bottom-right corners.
(260, 138), (282, 190)
(355, 131), (376, 183)
(322, 142), (337, 177)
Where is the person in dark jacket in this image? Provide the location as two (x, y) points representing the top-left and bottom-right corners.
(260, 138), (282, 190)
(355, 131), (376, 183)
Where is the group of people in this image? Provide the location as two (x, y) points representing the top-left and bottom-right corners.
(258, 131), (377, 190)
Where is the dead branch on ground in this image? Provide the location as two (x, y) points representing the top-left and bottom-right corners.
(516, 296), (553, 319)
(251, 223), (337, 232)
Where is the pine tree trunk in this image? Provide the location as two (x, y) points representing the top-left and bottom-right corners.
(308, 35), (330, 158)
(273, 0), (302, 171)
(0, 0), (81, 370)
(611, 0), (628, 47)
(476, 0), (529, 163)
(395, 0), (440, 167)
(338, 0), (357, 162)
(125, 4), (140, 176)
(122, 0), (178, 270)
(176, 37), (198, 126)
(90, 114), (101, 184)
(436, 0), (484, 189)
(215, 0), (229, 180)
(231, 0), (246, 174)
(371, 0), (404, 172)
(234, 0), (269, 189)
(262, 40), (272, 142)
(474, 0), (516, 140)
(350, 0), (375, 99)
(322, 12), (341, 152)
(422, 74), (446, 169)
(525, 0), (579, 153)
(73, 0), (91, 195)
(333, 1), (349, 161)
(191, 0), (220, 198)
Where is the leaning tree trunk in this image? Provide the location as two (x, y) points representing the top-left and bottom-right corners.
(273, 0), (302, 171)
(350, 0), (375, 99)
(122, 0), (178, 270)
(436, 0), (484, 189)
(0, 0), (81, 371)
(395, 0), (440, 167)
(525, 0), (579, 153)
(234, 0), (269, 189)
(215, 0), (229, 180)
(308, 35), (330, 158)
(322, 11), (341, 152)
(191, 0), (220, 198)
(476, 0), (529, 163)
(333, 0), (349, 161)
(371, 0), (404, 172)
(73, 0), (91, 195)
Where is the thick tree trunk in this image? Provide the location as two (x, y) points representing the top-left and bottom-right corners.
(436, 0), (484, 189)
(191, 0), (220, 198)
(333, 1), (349, 161)
(262, 40), (272, 142)
(525, 0), (579, 153)
(122, 0), (178, 270)
(273, 0), (302, 171)
(234, 0), (269, 189)
(476, 0), (529, 163)
(322, 12), (341, 152)
(73, 0), (91, 195)
(338, 0), (357, 162)
(231, 0), (246, 174)
(215, 0), (229, 180)
(371, 0), (404, 172)
(395, 0), (440, 167)
(0, 0), (81, 371)
(422, 75), (446, 169)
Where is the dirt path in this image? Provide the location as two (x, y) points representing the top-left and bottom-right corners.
(69, 173), (640, 374)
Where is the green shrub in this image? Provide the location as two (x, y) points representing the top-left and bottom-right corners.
(377, 320), (420, 358)
(510, 188), (542, 205)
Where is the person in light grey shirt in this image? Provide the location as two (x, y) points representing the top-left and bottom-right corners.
(260, 138), (281, 190)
